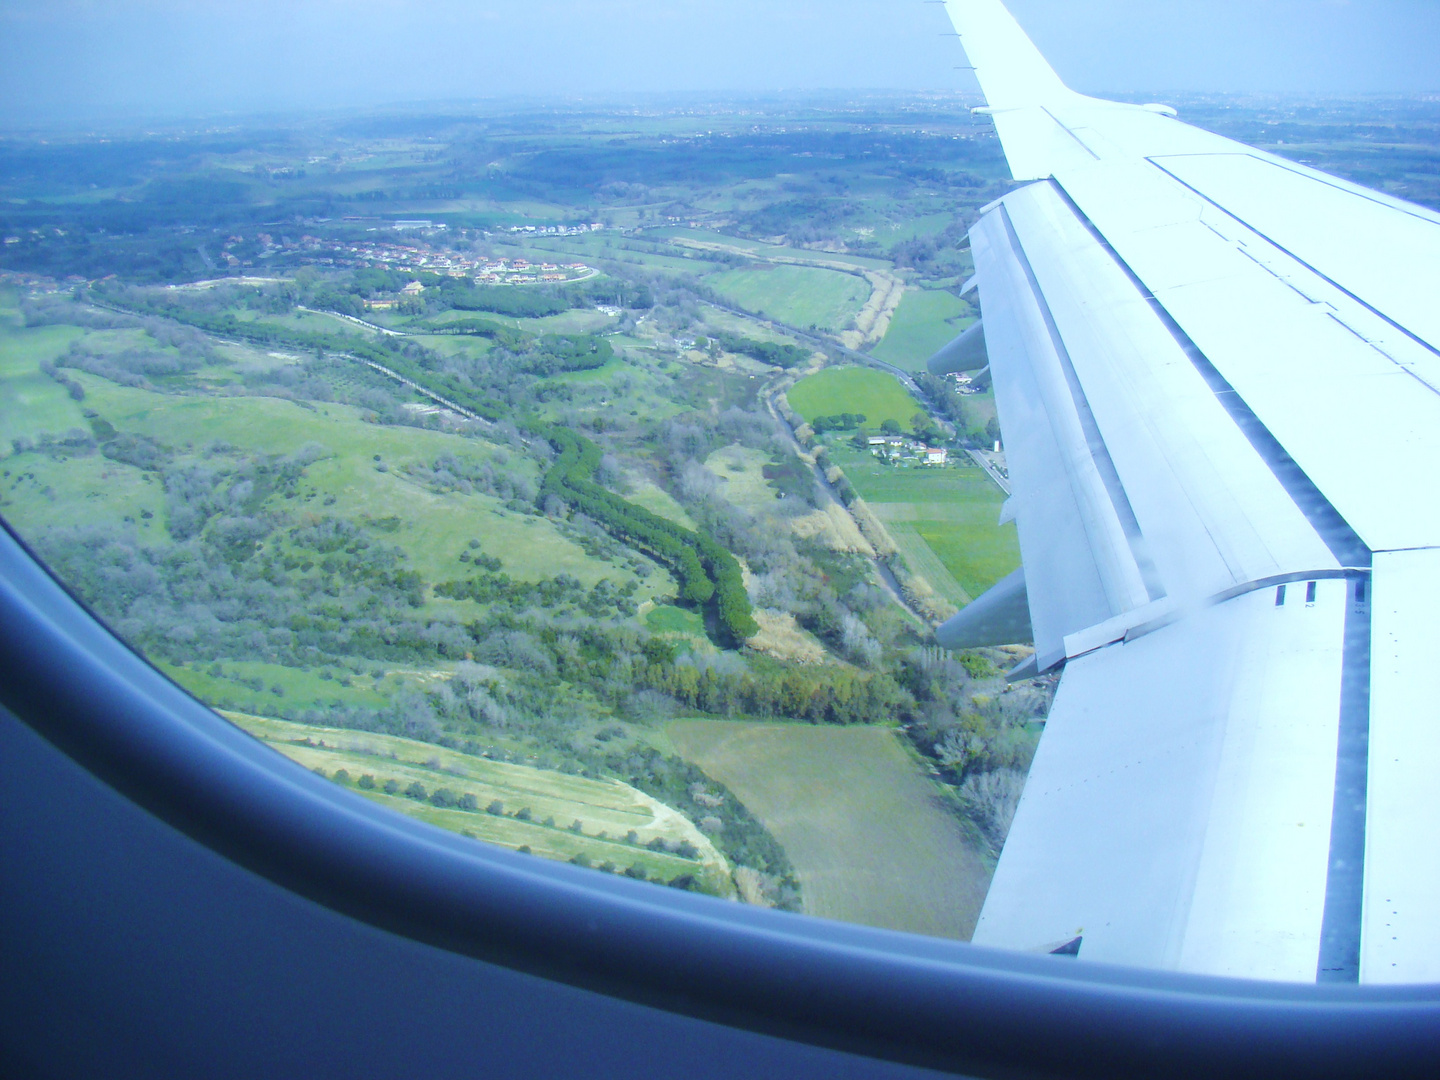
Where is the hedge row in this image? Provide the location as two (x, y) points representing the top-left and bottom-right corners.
(535, 424), (758, 643)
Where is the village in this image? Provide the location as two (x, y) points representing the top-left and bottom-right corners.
(211, 222), (598, 286)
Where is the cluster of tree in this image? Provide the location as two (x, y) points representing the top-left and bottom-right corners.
(639, 650), (906, 726)
(444, 282), (572, 318)
(90, 418), (170, 472)
(522, 334), (614, 376)
(435, 571), (637, 620)
(38, 357), (86, 401)
(407, 453), (536, 504)
(705, 331), (810, 369)
(536, 424), (759, 643)
(888, 221), (973, 280)
(809, 412), (867, 433)
(896, 647), (1049, 852)
(414, 317), (527, 348)
(734, 196), (858, 247)
(52, 328), (213, 392)
(914, 371), (973, 432)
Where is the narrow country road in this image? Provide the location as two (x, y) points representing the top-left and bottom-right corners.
(757, 374), (931, 630)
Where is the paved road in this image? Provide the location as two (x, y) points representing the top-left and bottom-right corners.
(967, 448), (1012, 496)
(758, 375), (930, 629)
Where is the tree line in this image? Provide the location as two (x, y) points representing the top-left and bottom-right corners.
(534, 424), (759, 643)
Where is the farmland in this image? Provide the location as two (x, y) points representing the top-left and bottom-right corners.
(786, 365), (925, 431)
(665, 719), (991, 939)
(830, 445), (1018, 603)
(231, 711), (733, 893)
(703, 265), (870, 333)
(871, 288), (975, 372)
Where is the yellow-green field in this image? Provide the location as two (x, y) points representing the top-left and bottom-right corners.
(871, 288), (975, 372)
(831, 446), (1018, 602)
(665, 719), (991, 939)
(230, 711), (732, 893)
(786, 365), (925, 431)
(0, 311), (88, 446)
(703, 265), (869, 332)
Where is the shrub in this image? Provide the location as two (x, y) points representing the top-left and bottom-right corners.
(486, 800), (505, 815)
(358, 774), (376, 790)
(404, 781), (427, 800)
(332, 768), (351, 784)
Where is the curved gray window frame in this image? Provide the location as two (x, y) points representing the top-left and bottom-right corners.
(1, 518), (1436, 1079)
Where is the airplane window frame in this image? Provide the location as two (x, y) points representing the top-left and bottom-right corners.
(3, 517), (1438, 1079)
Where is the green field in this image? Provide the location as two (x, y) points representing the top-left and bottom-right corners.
(871, 288), (975, 372)
(702, 265), (869, 332)
(230, 711), (731, 892)
(786, 365), (925, 431)
(0, 309), (88, 451)
(832, 446), (1018, 601)
(666, 719), (990, 938)
(655, 229), (894, 272)
(0, 312), (672, 610)
(645, 603), (706, 637)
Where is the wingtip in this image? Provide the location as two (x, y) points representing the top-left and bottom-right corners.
(941, 0), (1073, 111)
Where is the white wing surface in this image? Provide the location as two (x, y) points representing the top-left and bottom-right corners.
(939, 0), (1440, 983)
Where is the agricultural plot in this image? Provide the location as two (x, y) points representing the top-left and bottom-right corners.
(786, 365), (925, 431)
(229, 711), (732, 893)
(831, 446), (1019, 601)
(666, 719), (990, 939)
(870, 288), (975, 372)
(656, 228), (894, 272)
(702, 265), (869, 332)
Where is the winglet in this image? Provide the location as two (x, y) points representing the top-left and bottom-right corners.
(941, 0), (1074, 112)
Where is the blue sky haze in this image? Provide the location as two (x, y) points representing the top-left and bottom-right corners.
(1, 1), (1437, 125)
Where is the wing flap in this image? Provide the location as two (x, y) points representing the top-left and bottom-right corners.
(1363, 549), (1440, 983)
(974, 583), (1347, 980)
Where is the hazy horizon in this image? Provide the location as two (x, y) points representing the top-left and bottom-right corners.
(2, 1), (1438, 130)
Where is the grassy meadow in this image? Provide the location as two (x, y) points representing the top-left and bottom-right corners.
(665, 719), (991, 939)
(871, 288), (975, 372)
(786, 365), (925, 431)
(831, 445), (1018, 602)
(702, 265), (870, 332)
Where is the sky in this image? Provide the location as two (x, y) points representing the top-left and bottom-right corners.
(1, 0), (1438, 126)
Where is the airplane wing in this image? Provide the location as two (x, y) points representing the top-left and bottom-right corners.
(932, 0), (1440, 983)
